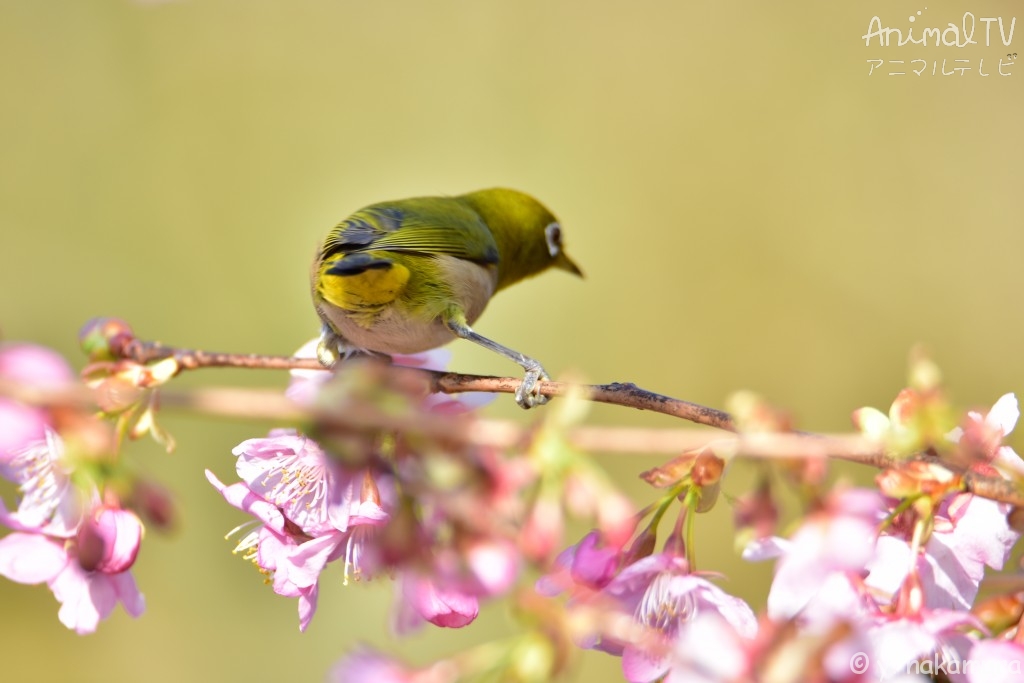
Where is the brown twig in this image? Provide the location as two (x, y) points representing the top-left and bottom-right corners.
(116, 337), (736, 430)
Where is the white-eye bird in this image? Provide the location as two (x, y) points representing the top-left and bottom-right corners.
(311, 188), (582, 408)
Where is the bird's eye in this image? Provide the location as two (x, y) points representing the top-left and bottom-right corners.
(544, 222), (562, 257)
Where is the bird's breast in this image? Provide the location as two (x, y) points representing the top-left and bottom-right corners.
(437, 254), (497, 325)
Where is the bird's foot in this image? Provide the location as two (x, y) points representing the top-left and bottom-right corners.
(316, 326), (343, 368)
(316, 326), (395, 370)
(515, 364), (550, 409)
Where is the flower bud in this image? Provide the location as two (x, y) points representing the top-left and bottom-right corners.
(520, 497), (564, 562)
(597, 491), (636, 547)
(78, 317), (134, 362)
(624, 525), (658, 564)
(76, 505), (143, 574)
(128, 479), (177, 532)
(973, 593), (1024, 634)
(733, 478), (778, 541)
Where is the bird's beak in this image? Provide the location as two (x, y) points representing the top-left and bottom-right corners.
(556, 252), (584, 278)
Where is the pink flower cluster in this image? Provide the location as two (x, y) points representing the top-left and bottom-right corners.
(536, 530), (757, 683)
(0, 343), (145, 634)
(742, 394), (1024, 682)
(502, 394), (1024, 683)
(206, 344), (515, 632)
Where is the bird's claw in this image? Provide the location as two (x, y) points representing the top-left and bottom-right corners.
(515, 367), (550, 409)
(316, 326), (342, 368)
(317, 327), (394, 370)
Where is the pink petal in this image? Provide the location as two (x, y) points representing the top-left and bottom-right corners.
(324, 468), (360, 533)
(110, 570), (145, 617)
(606, 554), (678, 594)
(567, 531), (621, 589)
(256, 527), (291, 575)
(423, 393), (495, 414)
(799, 572), (877, 632)
(285, 375), (328, 406)
(921, 535), (982, 610)
(686, 578), (757, 638)
(767, 532), (835, 620)
(0, 399), (48, 472)
(921, 608), (985, 635)
(286, 340), (331, 406)
(466, 540), (519, 596)
(297, 584), (319, 632)
(868, 620), (937, 675)
(822, 634), (877, 682)
(49, 564), (145, 634)
(622, 643), (670, 683)
(277, 533), (342, 591)
(535, 544), (578, 597)
(969, 641), (1024, 683)
(864, 536), (913, 601)
(665, 614), (750, 683)
(824, 517), (878, 568)
(205, 470), (285, 532)
(2, 430), (86, 538)
(831, 488), (887, 519)
(995, 446), (1024, 477)
(392, 348), (452, 371)
(396, 575), (478, 632)
(329, 646), (416, 683)
(985, 393), (1019, 436)
(51, 563), (113, 634)
(0, 343), (73, 386)
(0, 532), (68, 583)
(907, 495), (1021, 612)
(949, 497), (1018, 570)
(741, 536), (790, 562)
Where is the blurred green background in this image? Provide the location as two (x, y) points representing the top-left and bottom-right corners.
(2, 1), (1022, 680)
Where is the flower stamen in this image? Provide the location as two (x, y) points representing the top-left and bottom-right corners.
(636, 572), (698, 633)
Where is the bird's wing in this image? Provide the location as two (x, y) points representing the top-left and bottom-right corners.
(320, 197), (500, 265)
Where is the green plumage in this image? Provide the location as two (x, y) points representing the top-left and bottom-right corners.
(321, 198), (501, 267)
(312, 187), (582, 408)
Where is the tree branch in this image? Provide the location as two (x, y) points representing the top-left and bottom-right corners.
(115, 337), (736, 430)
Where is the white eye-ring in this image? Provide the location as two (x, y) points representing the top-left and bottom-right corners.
(544, 222), (562, 257)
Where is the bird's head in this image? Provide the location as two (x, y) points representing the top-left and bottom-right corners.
(459, 188), (582, 290)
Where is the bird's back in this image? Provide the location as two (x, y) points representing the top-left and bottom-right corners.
(312, 195), (501, 354)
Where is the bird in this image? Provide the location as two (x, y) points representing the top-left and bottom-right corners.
(311, 187), (582, 409)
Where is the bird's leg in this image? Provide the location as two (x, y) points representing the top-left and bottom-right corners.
(315, 323), (392, 368)
(444, 316), (550, 409)
(316, 322), (345, 367)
